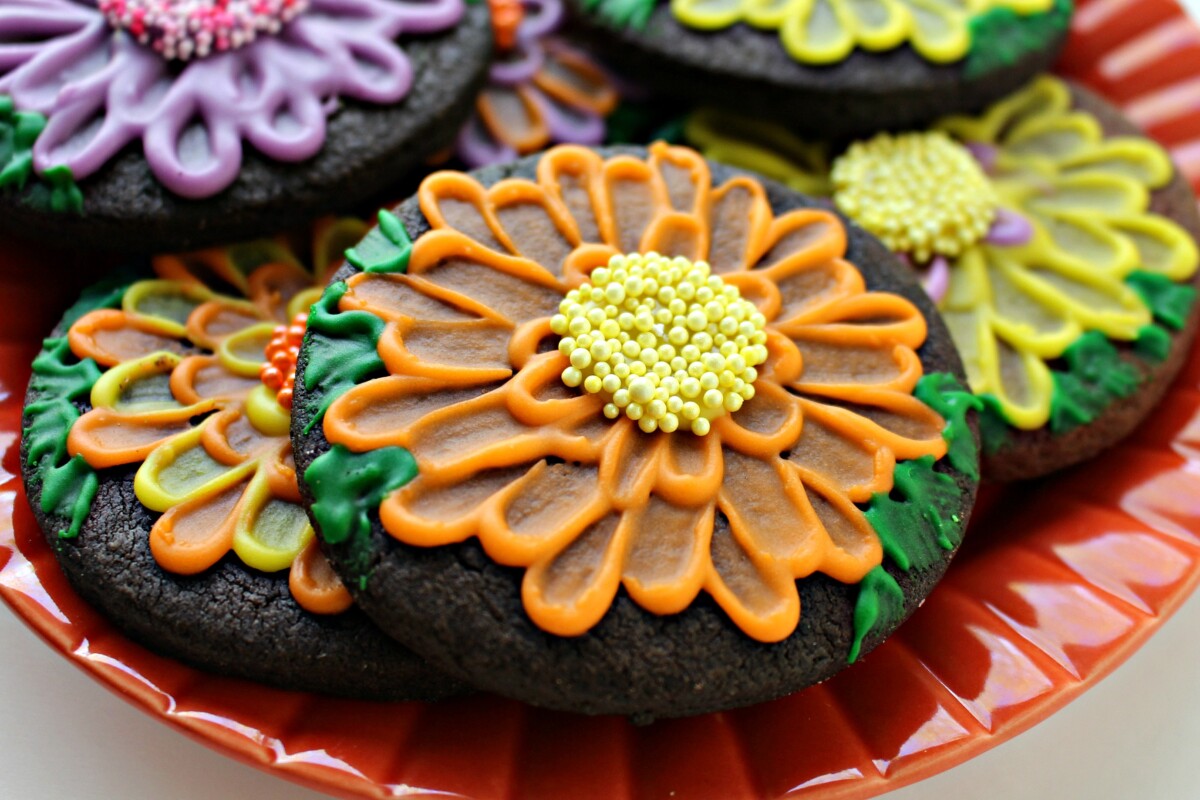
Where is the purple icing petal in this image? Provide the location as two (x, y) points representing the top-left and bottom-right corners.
(920, 256), (951, 304)
(966, 141), (999, 174)
(489, 39), (544, 87)
(986, 208), (1035, 246)
(528, 86), (604, 146)
(3, 0), (464, 198)
(520, 0), (563, 42)
(457, 114), (517, 169)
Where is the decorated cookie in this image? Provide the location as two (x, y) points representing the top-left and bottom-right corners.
(566, 0), (1072, 141)
(685, 77), (1200, 480)
(20, 220), (462, 699)
(455, 0), (619, 166)
(0, 0), (490, 252)
(291, 143), (980, 719)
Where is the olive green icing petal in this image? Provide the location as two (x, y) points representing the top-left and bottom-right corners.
(62, 270), (139, 328)
(1134, 323), (1171, 363)
(848, 565), (906, 664)
(864, 455), (963, 573)
(583, 0), (656, 30)
(965, 0), (1073, 80)
(305, 444), (417, 586)
(915, 372), (983, 481)
(301, 281), (387, 432)
(40, 454), (98, 539)
(1126, 270), (1197, 331)
(1048, 331), (1142, 433)
(345, 209), (413, 274)
(977, 393), (1014, 456)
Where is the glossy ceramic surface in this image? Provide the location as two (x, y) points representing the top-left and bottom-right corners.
(5, 2), (1200, 796)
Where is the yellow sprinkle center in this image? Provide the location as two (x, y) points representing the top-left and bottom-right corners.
(550, 252), (769, 435)
(831, 131), (998, 263)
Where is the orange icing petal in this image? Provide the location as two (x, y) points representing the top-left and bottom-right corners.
(149, 478), (244, 575)
(381, 466), (529, 547)
(289, 538), (353, 615)
(69, 309), (184, 367)
(409, 252), (563, 325)
(711, 381), (803, 459)
(532, 46), (618, 117)
(796, 471), (884, 584)
(707, 178), (773, 274)
(654, 431), (723, 509)
(506, 352), (606, 427)
(477, 84), (550, 155)
(263, 443), (303, 504)
(376, 319), (514, 384)
(759, 328), (803, 385)
(342, 271), (497, 325)
(763, 257), (866, 325)
(324, 376), (495, 451)
(522, 512), (628, 637)
(722, 270), (782, 321)
(68, 405), (209, 469)
(477, 461), (611, 566)
(649, 142), (711, 217)
(704, 519), (801, 644)
(418, 171), (518, 255)
(599, 419), (663, 508)
(786, 402), (896, 504)
(153, 249), (250, 295)
(508, 317), (555, 371)
(795, 396), (946, 463)
(561, 243), (621, 287)
(752, 209), (847, 271)
(488, 178), (581, 276)
(602, 154), (670, 253)
(202, 409), (280, 465)
(621, 497), (713, 615)
(537, 145), (607, 244)
(170, 355), (261, 405)
(776, 291), (928, 349)
(247, 261), (317, 323)
(640, 211), (707, 262)
(184, 300), (264, 351)
(790, 339), (923, 396)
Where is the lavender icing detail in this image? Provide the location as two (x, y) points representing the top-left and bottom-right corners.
(965, 141), (999, 174)
(455, 0), (613, 168)
(986, 208), (1035, 246)
(920, 255), (950, 304)
(0, 0), (464, 198)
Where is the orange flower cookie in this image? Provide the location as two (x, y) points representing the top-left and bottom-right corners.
(292, 144), (981, 718)
(20, 220), (462, 700)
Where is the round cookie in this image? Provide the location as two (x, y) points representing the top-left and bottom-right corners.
(291, 143), (980, 719)
(565, 0), (1072, 141)
(20, 220), (463, 699)
(684, 76), (1200, 481)
(0, 0), (491, 253)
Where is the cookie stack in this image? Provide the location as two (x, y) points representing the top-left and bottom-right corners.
(10, 0), (1198, 726)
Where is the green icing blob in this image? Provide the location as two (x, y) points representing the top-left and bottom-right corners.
(301, 281), (387, 432)
(914, 372), (982, 481)
(976, 393), (1013, 456)
(1134, 323), (1172, 363)
(1048, 331), (1141, 434)
(848, 566), (906, 664)
(345, 208), (412, 274)
(583, 0), (657, 30)
(1126, 270), (1197, 331)
(964, 0), (1073, 79)
(0, 96), (84, 214)
(304, 444), (418, 587)
(865, 455), (963, 573)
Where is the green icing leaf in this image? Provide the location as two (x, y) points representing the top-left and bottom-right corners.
(865, 455), (963, 573)
(40, 455), (98, 540)
(964, 0), (1073, 79)
(1134, 323), (1171, 363)
(305, 444), (418, 586)
(1049, 331), (1142, 434)
(976, 393), (1013, 456)
(1, 95), (84, 214)
(345, 208), (412, 274)
(302, 281), (387, 432)
(914, 372), (982, 481)
(1126, 270), (1197, 331)
(848, 566), (906, 664)
(583, 0), (657, 30)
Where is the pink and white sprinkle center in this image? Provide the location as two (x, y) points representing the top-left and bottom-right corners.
(99, 0), (310, 61)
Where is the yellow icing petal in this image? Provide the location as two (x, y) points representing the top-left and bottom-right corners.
(123, 280), (214, 338)
(973, 321), (1055, 429)
(90, 351), (184, 411)
(287, 286), (324, 321)
(1028, 210), (1139, 277)
(684, 110), (832, 196)
(672, 0), (745, 29)
(780, 0), (857, 65)
(986, 257), (1083, 358)
(227, 238), (303, 274)
(743, 0), (802, 27)
(1017, 261), (1152, 340)
(217, 322), (275, 377)
(1111, 215), (1200, 282)
(313, 218), (370, 283)
(245, 384), (292, 437)
(941, 75), (1069, 145)
(906, 0), (970, 63)
(231, 468), (315, 573)
(1026, 173), (1149, 217)
(841, 0), (909, 53)
(1059, 138), (1175, 188)
(940, 245), (989, 312)
(134, 423), (258, 512)
(1003, 112), (1101, 165)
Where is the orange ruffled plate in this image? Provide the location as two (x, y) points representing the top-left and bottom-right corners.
(5, 1), (1200, 796)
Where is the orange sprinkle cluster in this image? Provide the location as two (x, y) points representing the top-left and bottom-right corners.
(260, 311), (307, 409)
(488, 0), (523, 51)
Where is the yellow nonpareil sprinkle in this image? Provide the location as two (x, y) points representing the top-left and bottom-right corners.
(832, 131), (998, 263)
(550, 252), (768, 435)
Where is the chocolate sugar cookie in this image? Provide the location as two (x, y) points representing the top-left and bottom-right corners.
(686, 76), (1200, 480)
(0, 0), (490, 252)
(566, 0), (1072, 141)
(292, 143), (980, 719)
(21, 220), (462, 699)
